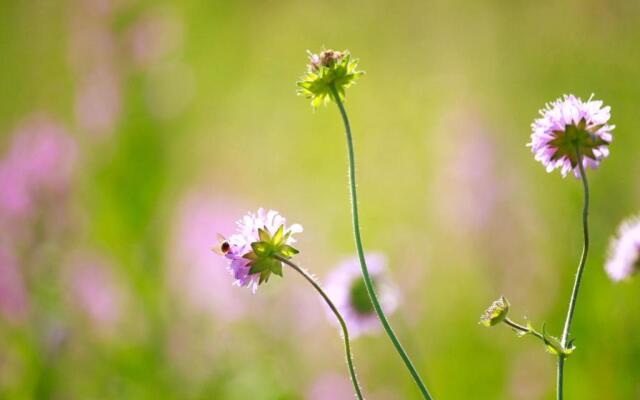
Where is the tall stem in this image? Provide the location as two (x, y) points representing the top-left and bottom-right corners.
(557, 147), (590, 400)
(330, 86), (434, 400)
(276, 256), (364, 400)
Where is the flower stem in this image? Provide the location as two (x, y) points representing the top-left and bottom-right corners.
(275, 256), (364, 400)
(557, 147), (590, 400)
(504, 318), (544, 341)
(330, 85), (434, 400)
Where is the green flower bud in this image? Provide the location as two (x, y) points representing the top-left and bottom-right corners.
(243, 225), (300, 285)
(480, 296), (510, 327)
(297, 49), (364, 108)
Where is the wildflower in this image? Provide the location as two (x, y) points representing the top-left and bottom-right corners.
(217, 208), (302, 292)
(0, 116), (76, 219)
(605, 216), (640, 281)
(529, 94), (613, 177)
(67, 254), (123, 331)
(480, 296), (510, 327)
(297, 49), (364, 108)
(325, 253), (399, 338)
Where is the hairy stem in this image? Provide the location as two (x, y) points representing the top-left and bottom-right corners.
(557, 147), (590, 400)
(276, 256), (364, 400)
(330, 85), (434, 400)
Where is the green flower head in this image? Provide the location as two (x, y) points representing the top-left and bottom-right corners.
(297, 49), (364, 108)
(479, 296), (510, 327)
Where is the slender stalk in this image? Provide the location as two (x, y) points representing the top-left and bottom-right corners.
(557, 147), (590, 400)
(275, 256), (364, 400)
(330, 85), (434, 400)
(504, 318), (544, 341)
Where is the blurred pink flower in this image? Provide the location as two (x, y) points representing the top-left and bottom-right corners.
(606, 215), (640, 281)
(0, 115), (76, 220)
(68, 0), (122, 137)
(432, 110), (500, 236)
(325, 253), (399, 338)
(67, 255), (123, 330)
(169, 193), (249, 320)
(0, 245), (28, 322)
(307, 373), (355, 400)
(75, 66), (121, 136)
(127, 7), (183, 69)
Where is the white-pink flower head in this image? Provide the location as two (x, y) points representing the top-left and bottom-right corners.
(529, 94), (614, 178)
(606, 216), (640, 282)
(325, 253), (399, 338)
(218, 208), (302, 293)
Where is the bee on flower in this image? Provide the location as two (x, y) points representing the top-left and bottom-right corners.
(215, 208), (302, 292)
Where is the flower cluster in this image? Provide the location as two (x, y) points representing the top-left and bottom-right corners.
(297, 49), (364, 108)
(606, 216), (640, 282)
(218, 208), (302, 292)
(529, 94), (614, 177)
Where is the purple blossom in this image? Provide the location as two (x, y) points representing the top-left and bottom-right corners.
(324, 253), (399, 338)
(222, 208), (302, 292)
(0, 245), (28, 322)
(67, 255), (123, 331)
(529, 94), (614, 178)
(0, 116), (76, 220)
(605, 216), (640, 282)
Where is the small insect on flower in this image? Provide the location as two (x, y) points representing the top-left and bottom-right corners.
(605, 216), (640, 282)
(528, 94), (614, 178)
(212, 234), (231, 256)
(214, 209), (303, 292)
(480, 296), (510, 327)
(297, 49), (364, 108)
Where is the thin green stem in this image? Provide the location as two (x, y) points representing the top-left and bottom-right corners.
(276, 256), (364, 400)
(557, 146), (590, 400)
(504, 318), (544, 341)
(330, 85), (434, 400)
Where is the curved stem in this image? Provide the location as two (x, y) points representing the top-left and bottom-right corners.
(330, 86), (434, 400)
(275, 256), (364, 400)
(557, 147), (590, 400)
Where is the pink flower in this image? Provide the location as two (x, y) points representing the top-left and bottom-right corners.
(0, 245), (28, 322)
(221, 208), (302, 292)
(325, 253), (399, 338)
(606, 216), (640, 281)
(0, 115), (76, 219)
(67, 254), (123, 330)
(529, 94), (613, 178)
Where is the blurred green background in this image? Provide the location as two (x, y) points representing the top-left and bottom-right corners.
(1, 0), (640, 399)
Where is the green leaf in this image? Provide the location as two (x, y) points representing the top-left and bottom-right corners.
(251, 241), (270, 256)
(279, 244), (299, 258)
(272, 225), (284, 246)
(259, 270), (271, 284)
(243, 252), (258, 261)
(249, 259), (270, 274)
(271, 260), (283, 277)
(258, 228), (271, 242)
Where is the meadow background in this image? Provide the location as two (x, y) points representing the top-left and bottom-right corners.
(1, 0), (640, 399)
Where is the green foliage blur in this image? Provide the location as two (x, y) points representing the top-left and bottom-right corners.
(1, 0), (639, 399)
